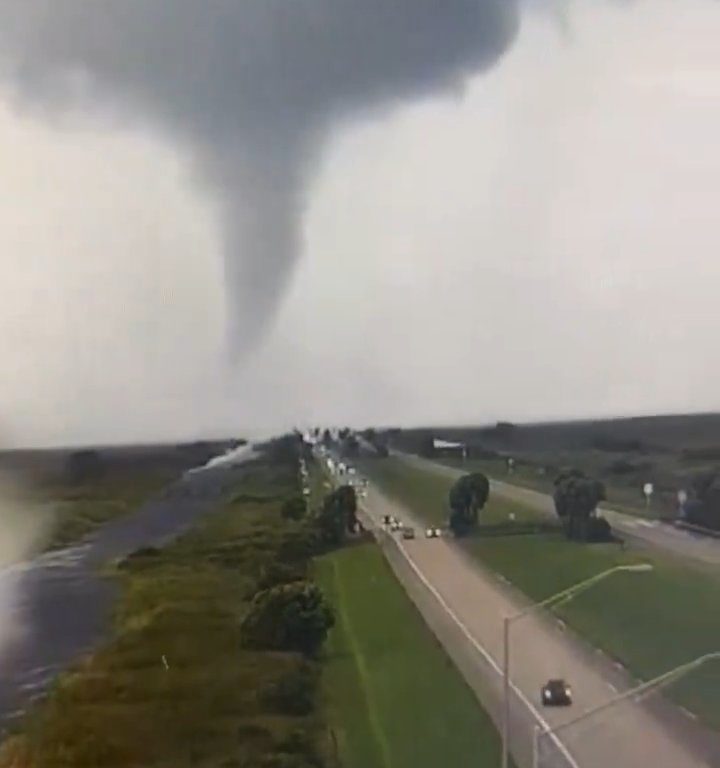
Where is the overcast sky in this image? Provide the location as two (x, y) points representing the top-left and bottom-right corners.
(1, 0), (719, 447)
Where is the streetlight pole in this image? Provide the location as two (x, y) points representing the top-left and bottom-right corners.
(500, 563), (652, 768)
(533, 651), (720, 768)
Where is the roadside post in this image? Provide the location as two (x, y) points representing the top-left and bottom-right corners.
(677, 489), (688, 519)
(643, 482), (654, 510)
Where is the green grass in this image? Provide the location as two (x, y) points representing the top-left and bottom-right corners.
(358, 457), (545, 529)
(362, 457), (720, 729)
(316, 542), (504, 768)
(0, 457), (330, 768)
(435, 455), (671, 520)
(43, 468), (179, 550)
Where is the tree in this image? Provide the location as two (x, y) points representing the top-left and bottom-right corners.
(553, 470), (607, 541)
(254, 560), (307, 594)
(374, 443), (389, 458)
(335, 485), (358, 531)
(65, 449), (105, 483)
(315, 485), (358, 545)
(260, 660), (318, 716)
(341, 435), (360, 458)
(448, 472), (490, 536)
(419, 434), (436, 458)
(684, 471), (720, 530)
(322, 429), (332, 447)
(281, 496), (307, 521)
(241, 581), (334, 657)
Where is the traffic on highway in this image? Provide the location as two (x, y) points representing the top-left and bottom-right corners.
(314, 431), (719, 768)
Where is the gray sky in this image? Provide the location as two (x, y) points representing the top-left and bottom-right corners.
(1, 0), (720, 447)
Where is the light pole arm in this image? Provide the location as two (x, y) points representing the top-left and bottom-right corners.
(509, 565), (629, 624)
(548, 651), (720, 741)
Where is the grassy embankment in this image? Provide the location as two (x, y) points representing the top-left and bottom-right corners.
(44, 468), (177, 550)
(0, 445), (505, 768)
(1, 451), (334, 768)
(317, 542), (505, 768)
(3, 442), (235, 552)
(361, 456), (720, 727)
(429, 455), (663, 520)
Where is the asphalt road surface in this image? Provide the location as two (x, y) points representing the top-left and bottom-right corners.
(398, 453), (720, 567)
(310, 445), (720, 768)
(355, 480), (719, 768)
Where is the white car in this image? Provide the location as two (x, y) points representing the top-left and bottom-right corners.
(425, 527), (442, 539)
(390, 520), (401, 532)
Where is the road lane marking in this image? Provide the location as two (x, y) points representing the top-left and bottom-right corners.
(607, 683), (618, 693)
(360, 500), (580, 768)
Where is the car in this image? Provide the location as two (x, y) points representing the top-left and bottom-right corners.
(390, 519), (401, 532)
(382, 514), (392, 526)
(541, 679), (572, 707)
(402, 526), (415, 540)
(425, 527), (441, 538)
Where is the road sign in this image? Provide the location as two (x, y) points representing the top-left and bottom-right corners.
(643, 483), (654, 509)
(678, 490), (688, 505)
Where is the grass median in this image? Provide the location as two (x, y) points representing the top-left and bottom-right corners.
(361, 457), (720, 728)
(316, 541), (505, 768)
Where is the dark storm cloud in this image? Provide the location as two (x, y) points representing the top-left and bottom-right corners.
(0, 1), (518, 352)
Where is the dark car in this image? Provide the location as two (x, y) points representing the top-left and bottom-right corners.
(541, 679), (572, 706)
(382, 514), (392, 526)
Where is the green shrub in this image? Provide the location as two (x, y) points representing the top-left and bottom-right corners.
(241, 582), (334, 657)
(281, 496), (307, 521)
(259, 661), (318, 716)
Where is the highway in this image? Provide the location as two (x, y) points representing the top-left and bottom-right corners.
(398, 452), (720, 567)
(316, 446), (719, 768)
(352, 479), (719, 768)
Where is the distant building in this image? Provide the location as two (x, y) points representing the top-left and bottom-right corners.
(432, 439), (467, 459)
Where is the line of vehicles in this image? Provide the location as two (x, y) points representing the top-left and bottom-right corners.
(314, 440), (573, 709)
(382, 514), (442, 540)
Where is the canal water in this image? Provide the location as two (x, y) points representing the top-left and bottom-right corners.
(0, 452), (253, 733)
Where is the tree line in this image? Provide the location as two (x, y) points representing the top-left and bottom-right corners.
(447, 468), (612, 542)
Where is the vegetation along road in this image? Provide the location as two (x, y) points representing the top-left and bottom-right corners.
(399, 451), (720, 566)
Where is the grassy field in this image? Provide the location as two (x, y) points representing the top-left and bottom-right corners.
(44, 468), (179, 549)
(316, 542), (505, 768)
(0, 451), (332, 768)
(390, 414), (720, 520)
(358, 457), (545, 529)
(1, 441), (237, 552)
(361, 457), (720, 728)
(434, 455), (661, 520)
